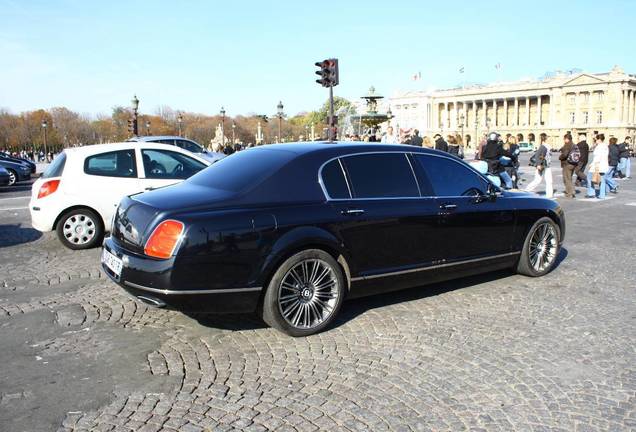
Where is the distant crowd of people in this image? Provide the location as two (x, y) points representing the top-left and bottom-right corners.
(0, 149), (58, 163)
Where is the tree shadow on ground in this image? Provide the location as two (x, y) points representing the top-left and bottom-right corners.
(0, 224), (42, 248)
(190, 247), (568, 334)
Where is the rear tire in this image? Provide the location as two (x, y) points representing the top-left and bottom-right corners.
(56, 208), (104, 250)
(517, 217), (560, 277)
(262, 249), (345, 337)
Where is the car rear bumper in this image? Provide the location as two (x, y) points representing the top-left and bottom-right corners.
(102, 236), (262, 314)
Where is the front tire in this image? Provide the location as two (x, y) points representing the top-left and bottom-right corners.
(517, 217), (560, 277)
(7, 169), (17, 186)
(262, 249), (345, 337)
(56, 208), (104, 250)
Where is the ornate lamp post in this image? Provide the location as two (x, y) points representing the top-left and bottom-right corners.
(276, 101), (284, 143)
(41, 119), (48, 160)
(177, 113), (183, 137)
(231, 121), (236, 144)
(131, 95), (139, 136)
(459, 112), (465, 143)
(220, 107), (226, 147)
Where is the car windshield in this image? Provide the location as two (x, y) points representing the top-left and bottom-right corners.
(188, 147), (296, 192)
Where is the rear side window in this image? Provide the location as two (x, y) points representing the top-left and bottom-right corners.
(416, 155), (486, 197)
(176, 140), (203, 153)
(42, 152), (66, 178)
(342, 153), (419, 198)
(84, 150), (137, 178)
(321, 159), (350, 199)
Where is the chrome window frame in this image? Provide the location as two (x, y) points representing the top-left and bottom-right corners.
(317, 151), (496, 201)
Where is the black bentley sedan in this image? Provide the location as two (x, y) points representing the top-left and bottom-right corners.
(102, 143), (565, 336)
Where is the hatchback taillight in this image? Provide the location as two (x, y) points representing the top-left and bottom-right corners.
(37, 179), (60, 199)
(144, 220), (184, 259)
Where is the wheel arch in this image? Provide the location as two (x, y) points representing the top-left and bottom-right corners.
(256, 226), (353, 304)
(54, 204), (105, 231)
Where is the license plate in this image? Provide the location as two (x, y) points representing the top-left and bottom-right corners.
(102, 248), (123, 277)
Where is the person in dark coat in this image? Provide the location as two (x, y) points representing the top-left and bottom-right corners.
(433, 134), (448, 152)
(574, 133), (589, 187)
(558, 133), (576, 198)
(617, 137), (631, 178)
(409, 129), (423, 147)
(606, 137), (620, 193)
(482, 132), (512, 188)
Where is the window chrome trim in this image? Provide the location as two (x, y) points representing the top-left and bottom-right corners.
(350, 251), (521, 282)
(317, 151), (422, 201)
(338, 158), (353, 199)
(124, 280), (262, 295)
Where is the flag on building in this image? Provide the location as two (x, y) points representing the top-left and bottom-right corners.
(459, 67), (465, 73)
(412, 71), (421, 81)
(495, 63), (501, 70)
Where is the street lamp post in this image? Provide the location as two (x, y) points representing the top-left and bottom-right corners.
(277, 101), (284, 143)
(220, 107), (226, 147)
(459, 112), (465, 143)
(231, 121), (236, 145)
(41, 119), (48, 161)
(177, 113), (183, 137)
(131, 95), (139, 136)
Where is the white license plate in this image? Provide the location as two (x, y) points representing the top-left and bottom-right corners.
(102, 248), (123, 277)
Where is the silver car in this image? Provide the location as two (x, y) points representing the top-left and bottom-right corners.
(127, 136), (225, 164)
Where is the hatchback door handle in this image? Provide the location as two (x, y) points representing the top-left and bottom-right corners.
(439, 204), (457, 210)
(341, 209), (365, 216)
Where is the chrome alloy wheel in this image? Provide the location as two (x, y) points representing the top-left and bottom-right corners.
(529, 222), (558, 272)
(62, 213), (96, 245)
(7, 171), (16, 186)
(278, 258), (340, 330)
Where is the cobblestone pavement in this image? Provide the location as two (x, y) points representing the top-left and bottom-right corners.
(0, 166), (635, 432)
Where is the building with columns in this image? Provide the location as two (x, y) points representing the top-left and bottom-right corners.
(388, 66), (636, 149)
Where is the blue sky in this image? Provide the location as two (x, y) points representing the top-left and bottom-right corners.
(1, 0), (634, 118)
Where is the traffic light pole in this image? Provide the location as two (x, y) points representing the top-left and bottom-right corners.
(328, 85), (334, 142)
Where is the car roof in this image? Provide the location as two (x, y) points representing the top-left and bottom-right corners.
(260, 141), (447, 157)
(62, 142), (208, 159)
(126, 135), (195, 142)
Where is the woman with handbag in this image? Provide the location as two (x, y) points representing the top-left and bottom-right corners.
(585, 133), (609, 199)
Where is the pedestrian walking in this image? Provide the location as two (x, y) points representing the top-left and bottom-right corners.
(525, 133), (553, 198)
(606, 137), (620, 193)
(483, 132), (513, 189)
(447, 135), (461, 157)
(409, 129), (423, 146)
(574, 133), (590, 187)
(422, 136), (434, 148)
(502, 135), (520, 188)
(617, 136), (631, 178)
(586, 133), (610, 199)
(381, 126), (398, 144)
(475, 133), (487, 160)
(558, 133), (577, 198)
(434, 134), (448, 152)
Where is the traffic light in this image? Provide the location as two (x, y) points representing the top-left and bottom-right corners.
(315, 58), (339, 87)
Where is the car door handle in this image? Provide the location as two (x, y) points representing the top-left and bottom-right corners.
(341, 209), (365, 216)
(439, 204), (457, 210)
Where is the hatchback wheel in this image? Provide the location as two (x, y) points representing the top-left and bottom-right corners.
(7, 169), (17, 186)
(56, 208), (104, 250)
(262, 249), (345, 337)
(517, 217), (560, 277)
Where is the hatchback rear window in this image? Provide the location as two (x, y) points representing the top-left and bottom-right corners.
(42, 152), (66, 178)
(188, 147), (296, 192)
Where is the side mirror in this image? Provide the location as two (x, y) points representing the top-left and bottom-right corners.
(487, 182), (499, 200)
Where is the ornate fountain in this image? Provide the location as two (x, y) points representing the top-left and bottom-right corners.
(352, 86), (389, 135)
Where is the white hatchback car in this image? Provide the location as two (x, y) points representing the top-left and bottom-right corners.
(30, 142), (210, 249)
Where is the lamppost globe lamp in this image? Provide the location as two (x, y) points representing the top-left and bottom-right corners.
(276, 101), (284, 143)
(220, 107), (226, 147)
(131, 95), (139, 111)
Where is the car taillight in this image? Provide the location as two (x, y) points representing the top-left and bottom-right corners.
(37, 179), (60, 199)
(144, 220), (184, 259)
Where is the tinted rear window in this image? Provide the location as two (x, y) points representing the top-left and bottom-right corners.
(188, 147), (296, 192)
(42, 152), (67, 178)
(342, 153), (419, 198)
(321, 159), (350, 199)
(84, 150), (137, 178)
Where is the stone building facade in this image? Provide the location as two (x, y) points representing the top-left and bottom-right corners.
(389, 66), (636, 149)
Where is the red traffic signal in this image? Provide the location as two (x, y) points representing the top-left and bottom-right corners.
(314, 58), (339, 88)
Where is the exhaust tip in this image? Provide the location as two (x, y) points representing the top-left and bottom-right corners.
(137, 295), (166, 308)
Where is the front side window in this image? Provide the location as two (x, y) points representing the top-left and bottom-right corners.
(321, 159), (350, 199)
(176, 140), (204, 153)
(341, 153), (419, 198)
(84, 150), (137, 178)
(141, 149), (206, 179)
(416, 155), (487, 197)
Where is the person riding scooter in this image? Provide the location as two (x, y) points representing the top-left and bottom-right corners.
(482, 132), (513, 189)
